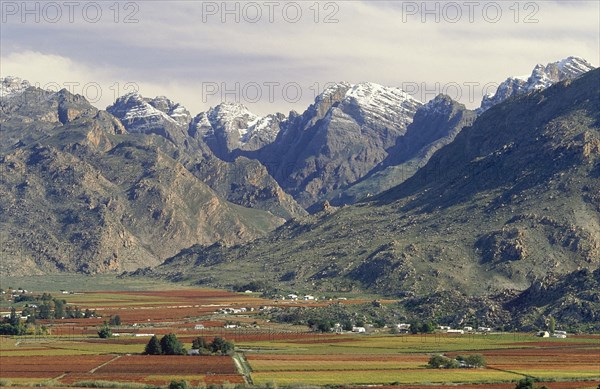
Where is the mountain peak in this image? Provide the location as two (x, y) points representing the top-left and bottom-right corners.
(190, 102), (283, 156)
(480, 56), (596, 112)
(107, 92), (190, 144)
(1, 76), (32, 99)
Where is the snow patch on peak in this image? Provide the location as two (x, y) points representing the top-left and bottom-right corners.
(316, 82), (351, 103)
(345, 82), (419, 108)
(423, 94), (454, 113)
(337, 82), (423, 128)
(480, 56), (596, 112)
(209, 102), (257, 125)
(1, 76), (32, 99)
(110, 92), (192, 126)
(194, 102), (281, 148)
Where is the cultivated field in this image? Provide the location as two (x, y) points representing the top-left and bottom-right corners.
(1, 276), (599, 388)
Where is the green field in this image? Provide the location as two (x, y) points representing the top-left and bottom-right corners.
(251, 369), (523, 385)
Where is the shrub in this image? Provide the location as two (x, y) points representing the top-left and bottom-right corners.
(97, 326), (112, 338)
(168, 381), (188, 389)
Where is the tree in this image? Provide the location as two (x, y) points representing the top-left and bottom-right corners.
(9, 307), (20, 326)
(109, 315), (121, 326)
(209, 337), (234, 355)
(514, 377), (547, 389)
(464, 354), (486, 367)
(54, 299), (65, 319)
(548, 316), (556, 333)
(38, 303), (52, 320)
(428, 355), (461, 369)
(420, 321), (435, 333)
(316, 320), (332, 333)
(168, 381), (188, 389)
(428, 355), (449, 368)
(98, 326), (112, 338)
(191, 337), (208, 350)
(144, 335), (162, 355)
(160, 334), (185, 355)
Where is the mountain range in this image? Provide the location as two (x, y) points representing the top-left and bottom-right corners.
(1, 57), (599, 327)
(137, 67), (600, 329)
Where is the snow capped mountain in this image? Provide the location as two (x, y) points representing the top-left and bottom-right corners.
(107, 93), (190, 144)
(248, 81), (424, 207)
(146, 95), (192, 127)
(343, 82), (422, 127)
(480, 56), (595, 112)
(1, 76), (31, 99)
(189, 102), (284, 157)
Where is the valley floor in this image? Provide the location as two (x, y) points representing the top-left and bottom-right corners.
(0, 276), (598, 388)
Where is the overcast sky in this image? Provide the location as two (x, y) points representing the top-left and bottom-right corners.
(1, 0), (598, 115)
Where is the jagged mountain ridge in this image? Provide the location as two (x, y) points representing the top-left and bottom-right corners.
(189, 102), (285, 158)
(240, 82), (423, 208)
(102, 57), (595, 210)
(0, 86), (286, 275)
(105, 93), (306, 220)
(139, 69), (600, 328)
(106, 93), (191, 145)
(329, 95), (477, 205)
(480, 56), (595, 112)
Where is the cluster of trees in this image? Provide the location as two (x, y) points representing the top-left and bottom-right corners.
(191, 336), (234, 355)
(428, 354), (486, 369)
(144, 334), (187, 355)
(143, 334), (234, 356)
(408, 321), (436, 334)
(96, 316), (122, 338)
(14, 293), (95, 322)
(0, 308), (27, 335)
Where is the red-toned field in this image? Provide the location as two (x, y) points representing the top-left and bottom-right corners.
(3, 288), (598, 388)
(59, 373), (244, 386)
(0, 355), (115, 377)
(95, 355), (237, 375)
(248, 354), (426, 362)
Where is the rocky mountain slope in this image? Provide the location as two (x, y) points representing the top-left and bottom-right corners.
(480, 56), (595, 112)
(0, 85), (286, 275)
(329, 95), (477, 205)
(242, 82), (423, 207)
(106, 93), (305, 220)
(189, 102), (284, 158)
(107, 93), (191, 145)
(140, 69), (600, 327)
